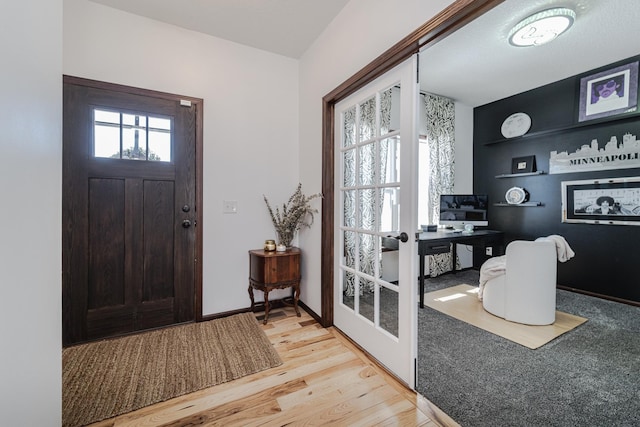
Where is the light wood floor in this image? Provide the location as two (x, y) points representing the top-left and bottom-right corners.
(89, 307), (459, 427)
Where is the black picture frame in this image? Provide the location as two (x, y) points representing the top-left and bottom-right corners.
(577, 60), (639, 122)
(561, 177), (640, 226)
(511, 155), (536, 174)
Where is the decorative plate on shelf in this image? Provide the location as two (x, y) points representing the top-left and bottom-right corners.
(501, 112), (532, 138)
(505, 186), (529, 204)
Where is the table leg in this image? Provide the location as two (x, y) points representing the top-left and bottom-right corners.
(293, 283), (301, 317)
(248, 284), (255, 311)
(452, 243), (457, 273)
(419, 254), (425, 308)
(263, 289), (270, 325)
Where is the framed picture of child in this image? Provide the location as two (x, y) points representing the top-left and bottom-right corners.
(577, 60), (638, 122)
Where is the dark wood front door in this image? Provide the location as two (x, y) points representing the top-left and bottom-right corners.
(62, 76), (202, 346)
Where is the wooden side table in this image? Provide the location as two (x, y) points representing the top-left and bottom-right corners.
(248, 247), (301, 324)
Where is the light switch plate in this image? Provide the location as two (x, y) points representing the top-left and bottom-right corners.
(223, 200), (238, 214)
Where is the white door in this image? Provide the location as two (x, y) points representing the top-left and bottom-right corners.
(334, 56), (418, 387)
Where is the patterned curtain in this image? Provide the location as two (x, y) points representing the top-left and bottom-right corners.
(344, 88), (393, 297)
(423, 92), (459, 276)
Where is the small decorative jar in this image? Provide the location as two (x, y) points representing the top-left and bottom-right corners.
(264, 239), (276, 252)
(276, 244), (287, 252)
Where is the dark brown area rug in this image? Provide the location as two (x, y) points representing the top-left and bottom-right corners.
(62, 313), (282, 427)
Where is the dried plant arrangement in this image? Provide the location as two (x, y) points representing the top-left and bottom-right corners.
(263, 183), (322, 247)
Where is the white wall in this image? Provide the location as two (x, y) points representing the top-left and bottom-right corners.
(454, 102), (474, 193)
(454, 102), (475, 268)
(0, 1), (62, 425)
(298, 0), (458, 313)
(63, 0), (301, 314)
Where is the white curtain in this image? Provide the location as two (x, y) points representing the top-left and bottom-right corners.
(423, 92), (459, 277)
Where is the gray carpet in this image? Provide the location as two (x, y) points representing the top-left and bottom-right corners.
(417, 269), (640, 427)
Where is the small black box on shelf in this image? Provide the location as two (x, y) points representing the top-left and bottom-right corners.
(511, 155), (536, 174)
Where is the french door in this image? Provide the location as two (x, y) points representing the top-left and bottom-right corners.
(333, 56), (418, 386)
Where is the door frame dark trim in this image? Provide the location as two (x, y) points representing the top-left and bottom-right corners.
(62, 75), (205, 322)
(320, 0), (504, 326)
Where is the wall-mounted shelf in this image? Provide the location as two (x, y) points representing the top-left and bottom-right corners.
(483, 113), (640, 146)
(495, 171), (546, 178)
(494, 202), (543, 207)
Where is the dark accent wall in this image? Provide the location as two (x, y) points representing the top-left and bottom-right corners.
(473, 55), (640, 304)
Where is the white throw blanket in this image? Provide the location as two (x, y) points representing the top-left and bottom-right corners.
(477, 235), (575, 300)
(534, 234), (575, 262)
(478, 255), (506, 301)
(478, 255), (507, 301)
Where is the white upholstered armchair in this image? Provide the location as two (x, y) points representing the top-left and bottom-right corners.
(481, 240), (558, 325)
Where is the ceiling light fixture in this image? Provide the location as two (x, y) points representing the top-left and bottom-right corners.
(508, 7), (576, 47)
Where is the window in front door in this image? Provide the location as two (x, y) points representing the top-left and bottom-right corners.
(93, 108), (172, 162)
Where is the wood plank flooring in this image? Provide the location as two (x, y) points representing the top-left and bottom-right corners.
(88, 307), (459, 427)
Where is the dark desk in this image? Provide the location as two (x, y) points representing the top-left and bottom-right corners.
(418, 229), (504, 308)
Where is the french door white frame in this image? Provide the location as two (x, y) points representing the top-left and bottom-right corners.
(333, 55), (418, 387)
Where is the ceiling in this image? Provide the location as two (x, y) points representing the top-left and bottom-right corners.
(89, 0), (350, 59)
(420, 0), (640, 106)
(88, 0), (639, 107)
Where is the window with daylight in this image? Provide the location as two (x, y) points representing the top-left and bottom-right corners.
(93, 109), (172, 162)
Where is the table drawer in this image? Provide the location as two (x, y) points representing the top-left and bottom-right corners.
(422, 243), (451, 255)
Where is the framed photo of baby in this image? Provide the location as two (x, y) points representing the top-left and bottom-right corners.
(577, 60), (639, 122)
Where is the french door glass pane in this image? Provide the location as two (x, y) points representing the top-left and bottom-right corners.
(380, 187), (400, 233)
(358, 232), (375, 276)
(343, 149), (356, 187)
(343, 106), (356, 148)
(359, 279), (376, 323)
(358, 189), (376, 230)
(380, 87), (394, 136)
(359, 96), (376, 142)
(342, 270), (355, 310)
(358, 142), (375, 186)
(380, 136), (400, 184)
(344, 230), (356, 270)
(343, 190), (356, 228)
(379, 285), (399, 336)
